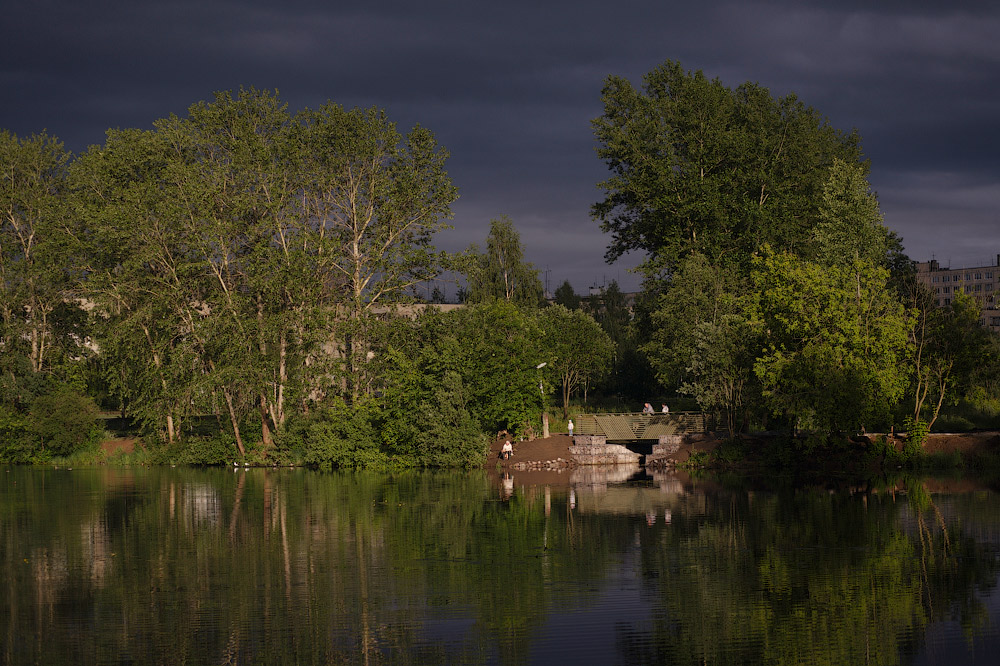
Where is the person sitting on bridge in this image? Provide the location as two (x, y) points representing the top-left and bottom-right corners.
(661, 404), (669, 414)
(642, 403), (654, 414)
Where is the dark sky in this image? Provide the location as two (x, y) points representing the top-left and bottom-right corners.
(4, 1), (998, 294)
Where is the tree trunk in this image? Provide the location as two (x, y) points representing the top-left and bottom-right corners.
(257, 293), (277, 445)
(260, 394), (274, 449)
(927, 374), (948, 432)
(223, 388), (246, 457)
(344, 331), (355, 405)
(142, 323), (176, 444)
(277, 329), (287, 427)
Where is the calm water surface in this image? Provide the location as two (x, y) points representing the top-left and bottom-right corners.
(3, 465), (1000, 665)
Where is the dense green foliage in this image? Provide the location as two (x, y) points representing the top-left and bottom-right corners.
(593, 60), (864, 275)
(593, 60), (997, 440)
(464, 215), (544, 306)
(66, 89), (458, 457)
(3, 90), (473, 466)
(3, 62), (999, 467)
(751, 250), (911, 432)
(539, 304), (614, 416)
(553, 279), (581, 309)
(0, 96), (613, 467)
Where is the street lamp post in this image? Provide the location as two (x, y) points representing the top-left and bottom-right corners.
(536, 362), (549, 438)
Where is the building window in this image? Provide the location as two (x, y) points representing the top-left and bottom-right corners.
(944, 298), (951, 305)
(987, 272), (994, 279)
(988, 284), (995, 292)
(992, 317), (1000, 327)
(944, 275), (951, 282)
(933, 276), (940, 283)
(966, 273), (972, 280)
(943, 286), (950, 294)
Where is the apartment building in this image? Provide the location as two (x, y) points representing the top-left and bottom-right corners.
(914, 256), (1000, 332)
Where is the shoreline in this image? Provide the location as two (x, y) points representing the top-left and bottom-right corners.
(487, 429), (1000, 472)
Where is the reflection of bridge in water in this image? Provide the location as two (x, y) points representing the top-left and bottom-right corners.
(568, 467), (697, 524)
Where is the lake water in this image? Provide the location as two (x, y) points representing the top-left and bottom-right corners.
(3, 465), (1000, 665)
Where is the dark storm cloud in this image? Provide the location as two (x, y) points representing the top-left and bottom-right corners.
(3, 1), (999, 291)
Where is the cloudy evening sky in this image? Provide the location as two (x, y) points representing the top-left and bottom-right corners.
(3, 0), (999, 295)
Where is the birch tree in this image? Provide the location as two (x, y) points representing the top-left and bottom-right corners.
(465, 216), (543, 306)
(296, 103), (458, 403)
(0, 131), (84, 392)
(70, 90), (459, 454)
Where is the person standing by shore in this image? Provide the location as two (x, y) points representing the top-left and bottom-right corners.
(567, 419), (574, 437)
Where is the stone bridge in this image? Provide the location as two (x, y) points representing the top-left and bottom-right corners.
(570, 412), (720, 466)
(574, 412), (714, 441)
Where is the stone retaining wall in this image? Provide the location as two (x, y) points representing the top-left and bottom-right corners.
(572, 434), (607, 447)
(569, 442), (641, 465)
(646, 434), (687, 466)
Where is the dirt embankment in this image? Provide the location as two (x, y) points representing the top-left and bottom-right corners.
(918, 431), (1000, 456)
(100, 438), (138, 456)
(488, 434), (576, 466)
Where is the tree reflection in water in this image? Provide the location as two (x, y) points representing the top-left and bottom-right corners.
(1, 467), (998, 665)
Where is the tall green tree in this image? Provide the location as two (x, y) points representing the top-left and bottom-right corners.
(163, 89), (304, 450)
(589, 281), (655, 400)
(443, 301), (545, 436)
(70, 126), (208, 444)
(539, 305), (614, 416)
(465, 216), (543, 306)
(295, 102), (458, 404)
(70, 89), (458, 455)
(643, 254), (760, 430)
(813, 158), (894, 267)
(553, 280), (581, 309)
(908, 288), (990, 430)
(592, 60), (864, 278)
(0, 130), (86, 402)
(751, 249), (911, 433)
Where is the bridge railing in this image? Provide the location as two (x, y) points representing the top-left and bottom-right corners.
(574, 412), (716, 440)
